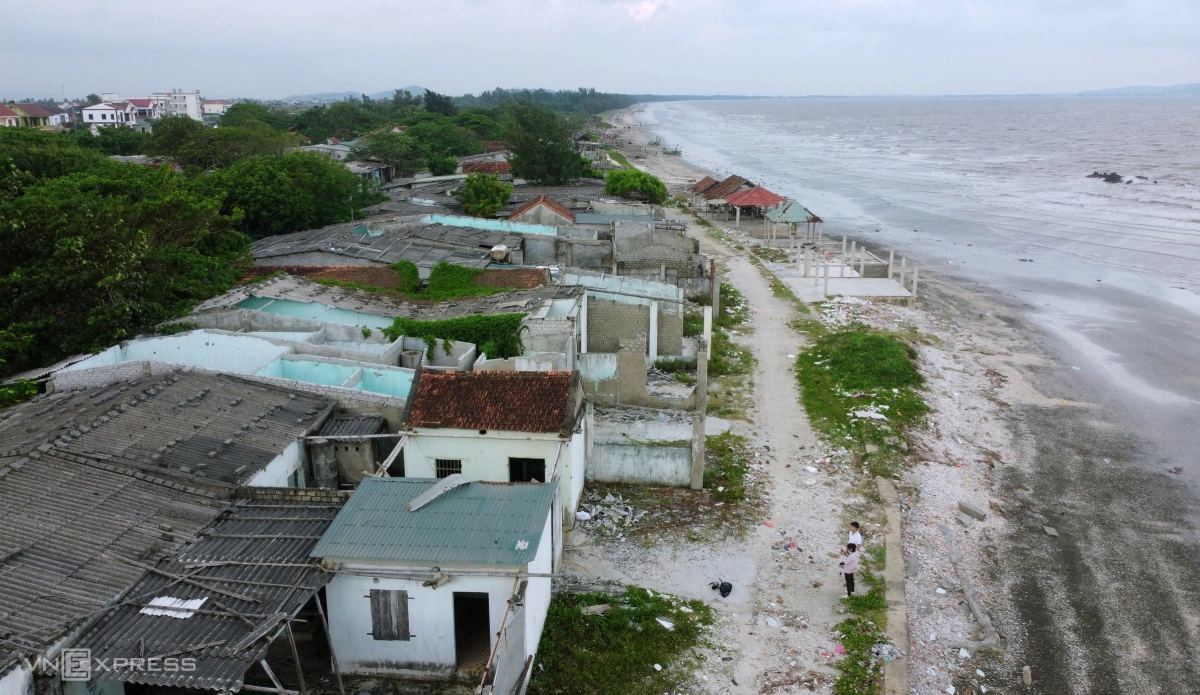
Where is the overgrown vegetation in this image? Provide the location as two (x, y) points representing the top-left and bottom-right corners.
(604, 168), (668, 204)
(453, 172), (512, 217)
(314, 261), (511, 302)
(0, 380), (38, 410)
(796, 329), (928, 477)
(528, 587), (713, 695)
(704, 431), (751, 504)
(0, 129), (249, 376)
(502, 102), (586, 185)
(382, 313), (527, 359)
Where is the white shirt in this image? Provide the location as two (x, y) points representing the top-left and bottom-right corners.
(848, 530), (863, 548)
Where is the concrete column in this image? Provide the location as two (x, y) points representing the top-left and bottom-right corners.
(823, 258), (830, 297)
(735, 206), (741, 226)
(818, 221), (823, 244)
(888, 250), (895, 279)
(659, 262), (666, 280)
(910, 267), (919, 307)
(849, 241), (856, 273)
(702, 306), (713, 359)
(803, 248), (810, 277)
(611, 238), (617, 275)
(859, 247), (866, 277)
(814, 253), (820, 286)
(710, 262), (720, 316)
(900, 256), (907, 285)
(842, 235), (847, 256)
(648, 301), (659, 363)
(690, 338), (708, 491)
(580, 293), (588, 354)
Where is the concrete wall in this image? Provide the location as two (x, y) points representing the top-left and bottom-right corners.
(255, 251), (383, 267)
(62, 331), (290, 375)
(585, 299), (682, 356)
(511, 205), (571, 226)
(0, 663), (31, 695)
(474, 352), (567, 372)
(577, 350), (695, 411)
(246, 439), (305, 487)
(588, 443), (692, 487)
(522, 315), (576, 357)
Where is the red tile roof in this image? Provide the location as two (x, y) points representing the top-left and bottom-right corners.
(508, 194), (575, 223)
(725, 186), (786, 208)
(463, 161), (512, 175)
(702, 175), (748, 201)
(12, 103), (52, 118)
(0, 105), (17, 118)
(689, 176), (717, 194)
(127, 98), (153, 107)
(407, 371), (575, 433)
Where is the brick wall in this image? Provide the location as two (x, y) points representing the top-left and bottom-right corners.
(235, 486), (352, 503)
(586, 299), (683, 356)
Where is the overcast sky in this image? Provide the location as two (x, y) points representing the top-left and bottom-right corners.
(2, 0), (1197, 99)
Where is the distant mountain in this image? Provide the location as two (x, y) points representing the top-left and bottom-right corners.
(1079, 83), (1200, 96)
(279, 86), (426, 103)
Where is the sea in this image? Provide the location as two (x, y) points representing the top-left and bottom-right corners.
(637, 97), (1200, 692)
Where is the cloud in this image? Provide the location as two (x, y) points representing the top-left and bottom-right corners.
(620, 0), (667, 21)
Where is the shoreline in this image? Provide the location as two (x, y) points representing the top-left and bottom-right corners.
(608, 103), (1200, 694)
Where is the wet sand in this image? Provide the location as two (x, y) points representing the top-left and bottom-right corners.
(611, 104), (1200, 694)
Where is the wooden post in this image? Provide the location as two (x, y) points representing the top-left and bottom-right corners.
(314, 595), (346, 695)
(690, 338), (708, 491)
(285, 621), (308, 695)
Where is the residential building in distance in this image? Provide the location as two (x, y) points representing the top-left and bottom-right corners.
(7, 103), (52, 128)
(0, 104), (19, 127)
(202, 98), (234, 116)
(152, 89), (203, 119)
(82, 101), (134, 127)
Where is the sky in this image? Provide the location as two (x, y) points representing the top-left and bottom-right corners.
(1, 0), (1197, 99)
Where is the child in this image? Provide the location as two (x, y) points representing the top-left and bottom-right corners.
(839, 542), (861, 596)
(848, 521), (863, 549)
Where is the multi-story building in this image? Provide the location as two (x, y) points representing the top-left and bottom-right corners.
(152, 89), (203, 119)
(202, 98), (233, 116)
(82, 101), (134, 127)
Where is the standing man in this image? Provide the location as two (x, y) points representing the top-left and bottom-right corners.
(848, 521), (863, 548)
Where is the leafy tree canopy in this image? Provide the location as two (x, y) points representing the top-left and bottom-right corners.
(453, 172), (512, 218)
(501, 102), (583, 185)
(426, 154), (457, 176)
(422, 90), (458, 116)
(219, 102), (287, 130)
(405, 117), (480, 157)
(203, 152), (385, 238)
(352, 128), (425, 177)
(604, 168), (668, 204)
(146, 115), (297, 169)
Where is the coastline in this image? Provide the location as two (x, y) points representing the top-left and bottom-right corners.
(608, 103), (1200, 694)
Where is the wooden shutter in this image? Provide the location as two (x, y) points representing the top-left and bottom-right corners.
(369, 589), (410, 641)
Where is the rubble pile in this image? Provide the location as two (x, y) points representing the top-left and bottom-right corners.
(816, 296), (915, 332)
(576, 492), (647, 535)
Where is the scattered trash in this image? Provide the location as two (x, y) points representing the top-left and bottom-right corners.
(929, 632), (937, 641)
(936, 587), (947, 594)
(959, 647), (970, 658)
(656, 617), (675, 631)
(805, 466), (818, 473)
(577, 491), (646, 535)
(1072, 366), (1081, 370)
(581, 604), (610, 615)
(852, 410), (889, 420)
(763, 521), (776, 527)
(976, 669), (986, 678)
(574, 511), (591, 521)
(1043, 526), (1059, 538)
(946, 686), (956, 694)
(711, 580), (733, 597)
(1023, 665), (1032, 685)
(980, 686), (988, 694)
(1169, 467), (1183, 475)
(834, 644), (846, 654)
(514, 539), (529, 551)
(717, 485), (725, 492)
(766, 617), (779, 627)
(653, 663), (662, 671)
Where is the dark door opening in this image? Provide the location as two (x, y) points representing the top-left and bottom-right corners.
(453, 592), (491, 671)
(509, 457), (546, 483)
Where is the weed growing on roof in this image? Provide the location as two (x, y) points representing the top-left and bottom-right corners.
(314, 261), (512, 301)
(0, 380), (37, 411)
(526, 587), (713, 695)
(390, 260), (420, 293)
(382, 313), (526, 358)
(796, 328), (927, 477)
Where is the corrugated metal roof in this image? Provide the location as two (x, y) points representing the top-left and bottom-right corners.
(765, 200), (822, 224)
(702, 175), (749, 201)
(74, 501), (341, 690)
(688, 176), (717, 194)
(311, 478), (554, 565)
(319, 414), (386, 437)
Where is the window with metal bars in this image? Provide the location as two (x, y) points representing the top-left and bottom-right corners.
(435, 459), (462, 478)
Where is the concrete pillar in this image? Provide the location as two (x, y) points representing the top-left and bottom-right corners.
(842, 235), (847, 257)
(690, 338), (708, 491)
(580, 293), (588, 353)
(814, 253), (820, 286)
(735, 206), (741, 226)
(702, 306), (713, 359)
(818, 221), (823, 244)
(611, 238), (617, 275)
(648, 301), (659, 363)
(710, 262), (720, 316)
(803, 248), (810, 277)
(823, 258), (830, 297)
(859, 247), (866, 277)
(888, 250), (895, 279)
(900, 256), (906, 285)
(659, 262), (666, 280)
(910, 266), (919, 307)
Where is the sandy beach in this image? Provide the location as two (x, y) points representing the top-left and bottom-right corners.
(604, 104), (1200, 694)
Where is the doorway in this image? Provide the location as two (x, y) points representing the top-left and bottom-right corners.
(509, 457), (546, 483)
(453, 592), (491, 671)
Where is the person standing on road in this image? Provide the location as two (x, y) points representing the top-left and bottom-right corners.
(840, 543), (861, 596)
(848, 521), (863, 548)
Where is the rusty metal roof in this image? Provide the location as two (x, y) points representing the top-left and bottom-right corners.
(724, 186), (785, 208)
(702, 175), (749, 201)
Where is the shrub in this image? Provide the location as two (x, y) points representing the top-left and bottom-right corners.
(453, 171), (512, 218)
(604, 168), (668, 204)
(390, 260), (421, 293)
(382, 313), (527, 358)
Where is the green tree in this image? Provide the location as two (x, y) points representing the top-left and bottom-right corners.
(453, 108), (504, 140)
(426, 154), (457, 176)
(144, 114), (208, 159)
(405, 116), (480, 157)
(352, 128), (425, 177)
(501, 102), (583, 185)
(604, 169), (668, 204)
(85, 94), (102, 106)
(1, 129), (110, 192)
(87, 126), (147, 156)
(453, 172), (512, 218)
(392, 89), (422, 109)
(205, 152), (386, 238)
(422, 90), (458, 116)
(218, 102), (287, 130)
(0, 163), (248, 373)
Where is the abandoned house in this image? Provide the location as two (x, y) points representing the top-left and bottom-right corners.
(311, 476), (556, 692)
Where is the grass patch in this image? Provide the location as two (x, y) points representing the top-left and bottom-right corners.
(796, 329), (928, 477)
(527, 587), (713, 695)
(704, 431), (751, 504)
(240, 269), (285, 284)
(832, 544), (889, 695)
(314, 261), (513, 302)
(382, 313), (527, 359)
(606, 147), (634, 170)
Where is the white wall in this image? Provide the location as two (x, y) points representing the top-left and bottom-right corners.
(524, 513), (553, 659)
(246, 440), (304, 487)
(405, 429), (571, 490)
(568, 429), (587, 515)
(61, 331), (289, 375)
(325, 567), (514, 677)
(0, 664), (31, 695)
